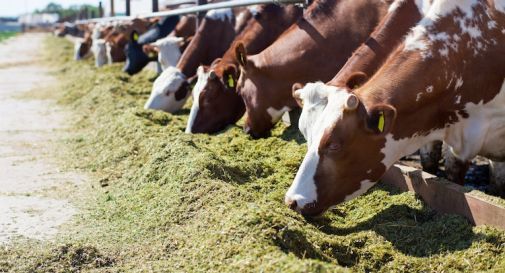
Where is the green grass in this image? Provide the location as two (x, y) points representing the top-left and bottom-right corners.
(0, 31), (17, 42)
(1, 36), (504, 273)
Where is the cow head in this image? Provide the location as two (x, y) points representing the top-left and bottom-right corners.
(123, 16), (181, 75)
(123, 31), (154, 75)
(144, 66), (191, 113)
(235, 43), (295, 138)
(185, 62), (245, 134)
(285, 84), (396, 216)
(73, 38), (90, 60)
(105, 35), (126, 63)
(150, 36), (184, 71)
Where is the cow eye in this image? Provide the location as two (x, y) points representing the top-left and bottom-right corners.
(326, 142), (341, 153)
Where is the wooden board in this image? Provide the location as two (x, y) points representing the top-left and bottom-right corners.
(381, 164), (505, 229)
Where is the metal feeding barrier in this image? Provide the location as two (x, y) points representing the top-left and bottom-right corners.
(75, 0), (307, 24)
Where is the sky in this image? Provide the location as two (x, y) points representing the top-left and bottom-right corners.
(0, 0), (154, 17)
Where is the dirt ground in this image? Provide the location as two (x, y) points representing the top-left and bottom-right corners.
(0, 33), (85, 244)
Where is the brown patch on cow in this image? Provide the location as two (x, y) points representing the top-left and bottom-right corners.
(345, 72), (369, 89)
(104, 18), (150, 63)
(329, 0), (425, 88)
(174, 82), (190, 101)
(187, 4), (303, 134)
(176, 15), (236, 78)
(236, 0), (390, 137)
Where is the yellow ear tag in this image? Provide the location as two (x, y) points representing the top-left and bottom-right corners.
(378, 111), (385, 133)
(227, 74), (235, 88)
(133, 32), (139, 41)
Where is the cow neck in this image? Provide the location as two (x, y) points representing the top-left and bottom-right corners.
(173, 15), (196, 38)
(176, 18), (235, 78)
(357, 3), (505, 141)
(328, 0), (423, 87)
(250, 0), (388, 82)
(219, 5), (302, 67)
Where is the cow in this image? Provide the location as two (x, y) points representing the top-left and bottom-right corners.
(218, 0), (391, 138)
(74, 23), (114, 63)
(294, 0), (443, 174)
(123, 16), (181, 75)
(145, 36), (186, 71)
(74, 27), (93, 60)
(285, 0), (505, 216)
(96, 18), (151, 67)
(144, 8), (237, 113)
(184, 4), (303, 134)
(54, 22), (84, 37)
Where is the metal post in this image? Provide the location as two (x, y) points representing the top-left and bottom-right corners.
(196, 0), (207, 30)
(98, 1), (104, 17)
(126, 0), (131, 16)
(110, 0), (115, 16)
(152, 0), (159, 12)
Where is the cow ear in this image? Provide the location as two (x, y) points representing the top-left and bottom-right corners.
(235, 42), (248, 67)
(210, 58), (222, 67)
(292, 82), (305, 107)
(174, 36), (185, 47)
(223, 64), (238, 89)
(346, 72), (368, 89)
(366, 104), (396, 135)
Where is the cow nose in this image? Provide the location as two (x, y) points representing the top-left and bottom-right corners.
(285, 198), (298, 211)
(243, 125), (251, 135)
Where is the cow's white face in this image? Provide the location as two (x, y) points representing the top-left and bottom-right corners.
(286, 86), (397, 216)
(93, 39), (108, 67)
(294, 82), (336, 146)
(151, 36), (184, 71)
(144, 66), (190, 113)
(186, 66), (209, 133)
(73, 39), (84, 60)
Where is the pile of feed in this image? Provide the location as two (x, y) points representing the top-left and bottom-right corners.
(1, 36), (504, 273)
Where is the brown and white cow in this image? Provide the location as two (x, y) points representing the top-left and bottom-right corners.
(294, 0), (434, 167)
(96, 18), (151, 66)
(74, 23), (114, 65)
(141, 15), (197, 68)
(144, 8), (237, 113)
(73, 24), (94, 60)
(185, 4), (303, 134)
(231, 0), (391, 138)
(286, 0), (505, 216)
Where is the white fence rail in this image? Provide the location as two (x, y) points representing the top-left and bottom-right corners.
(75, 0), (306, 24)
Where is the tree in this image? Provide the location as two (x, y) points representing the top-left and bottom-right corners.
(35, 2), (100, 21)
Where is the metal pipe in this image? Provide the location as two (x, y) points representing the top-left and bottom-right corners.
(196, 0), (208, 31)
(152, 0), (159, 12)
(99, 1), (104, 18)
(76, 0), (304, 24)
(126, 0), (131, 16)
(138, 0), (304, 19)
(110, 0), (115, 17)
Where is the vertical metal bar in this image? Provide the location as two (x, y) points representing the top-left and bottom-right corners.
(110, 0), (115, 16)
(125, 0), (131, 16)
(98, 1), (104, 18)
(152, 0), (159, 12)
(195, 0), (208, 30)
